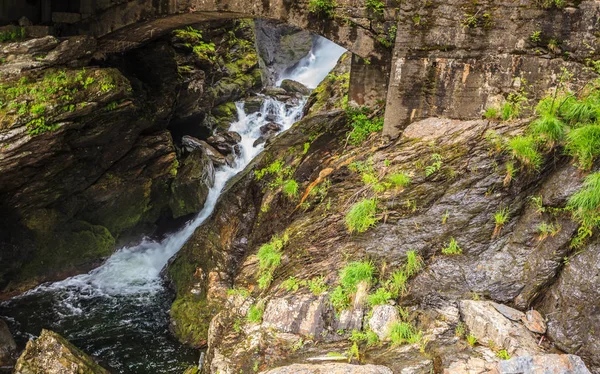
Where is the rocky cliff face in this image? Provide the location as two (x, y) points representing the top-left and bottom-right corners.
(384, 0), (600, 136)
(0, 19), (261, 295)
(167, 54), (599, 373)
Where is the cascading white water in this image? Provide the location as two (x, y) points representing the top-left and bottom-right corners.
(0, 37), (344, 374)
(24, 97), (306, 300)
(277, 35), (347, 89)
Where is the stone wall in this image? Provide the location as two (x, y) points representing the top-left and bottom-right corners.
(383, 0), (600, 137)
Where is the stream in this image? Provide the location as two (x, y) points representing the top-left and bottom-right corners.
(0, 37), (345, 373)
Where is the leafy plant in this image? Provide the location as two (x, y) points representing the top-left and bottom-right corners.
(466, 334), (478, 346)
(308, 0), (336, 18)
(366, 0), (385, 16)
(0, 27), (25, 43)
(347, 107), (384, 145)
(502, 92), (528, 121)
(308, 276), (328, 296)
(484, 107), (499, 120)
(281, 277), (302, 292)
(455, 322), (465, 337)
(346, 198), (378, 233)
(442, 237), (463, 255)
(425, 154), (443, 176)
(405, 250), (424, 277)
(496, 349), (511, 360)
(331, 261), (376, 311)
(537, 222), (561, 240)
(493, 208), (510, 237)
(529, 113), (566, 145)
(282, 179), (299, 198)
(387, 173), (411, 189)
(530, 30), (542, 43)
(247, 303), (264, 323)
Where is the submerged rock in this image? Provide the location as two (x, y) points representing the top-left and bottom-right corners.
(14, 329), (109, 374)
(0, 319), (17, 368)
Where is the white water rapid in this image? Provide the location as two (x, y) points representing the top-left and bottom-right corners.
(1, 36), (346, 374)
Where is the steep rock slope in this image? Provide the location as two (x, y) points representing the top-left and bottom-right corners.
(168, 56), (599, 373)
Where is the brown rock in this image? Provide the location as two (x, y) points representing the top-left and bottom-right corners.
(0, 319), (17, 368)
(521, 310), (547, 334)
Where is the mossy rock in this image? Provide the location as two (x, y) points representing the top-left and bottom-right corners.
(169, 150), (214, 218)
(169, 295), (217, 348)
(15, 212), (115, 285)
(14, 329), (109, 374)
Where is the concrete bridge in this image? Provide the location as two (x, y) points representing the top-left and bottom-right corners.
(2, 0), (599, 137)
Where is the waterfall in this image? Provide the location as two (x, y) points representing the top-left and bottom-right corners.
(0, 37), (345, 373)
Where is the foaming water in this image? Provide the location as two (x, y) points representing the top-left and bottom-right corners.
(277, 36), (346, 89)
(1, 37), (343, 373)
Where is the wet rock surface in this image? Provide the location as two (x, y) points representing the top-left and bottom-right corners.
(280, 79), (310, 96)
(0, 319), (16, 368)
(14, 329), (109, 374)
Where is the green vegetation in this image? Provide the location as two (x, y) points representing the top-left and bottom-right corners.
(536, 0), (565, 8)
(493, 208), (510, 237)
(366, 0), (385, 17)
(256, 234), (288, 289)
(442, 237), (463, 255)
(308, 0), (336, 18)
(349, 329), (379, 347)
(455, 322), (466, 337)
(281, 276), (302, 292)
(345, 198), (378, 233)
(247, 303), (264, 323)
(331, 261), (375, 311)
(0, 27), (25, 43)
(502, 92), (528, 121)
(425, 154), (443, 176)
(389, 321), (422, 345)
(537, 222), (561, 240)
(308, 276), (328, 296)
(565, 125), (600, 170)
(367, 287), (393, 306)
(466, 334), (478, 346)
(282, 179), (299, 198)
(0, 68), (121, 135)
(387, 173), (411, 189)
(506, 136), (543, 170)
(567, 172), (600, 248)
(496, 349), (511, 360)
(530, 30), (542, 43)
(173, 26), (216, 62)
(484, 107), (499, 120)
(346, 107), (384, 145)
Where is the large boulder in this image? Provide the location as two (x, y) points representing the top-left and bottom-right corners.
(280, 79), (310, 96)
(14, 329), (109, 374)
(459, 300), (540, 356)
(0, 319), (17, 368)
(169, 149), (215, 218)
(207, 132), (242, 156)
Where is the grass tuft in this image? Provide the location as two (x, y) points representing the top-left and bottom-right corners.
(345, 198), (378, 233)
(442, 237), (463, 255)
(565, 125), (600, 171)
(506, 135), (543, 170)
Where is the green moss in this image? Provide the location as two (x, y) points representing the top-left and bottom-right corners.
(170, 295), (215, 348)
(16, 214), (116, 285)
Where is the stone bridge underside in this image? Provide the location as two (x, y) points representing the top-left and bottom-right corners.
(25, 0), (600, 136)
